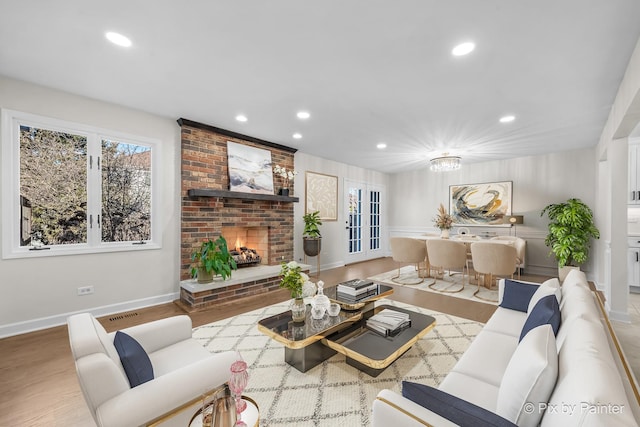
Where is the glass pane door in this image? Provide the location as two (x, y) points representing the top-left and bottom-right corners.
(344, 180), (384, 264)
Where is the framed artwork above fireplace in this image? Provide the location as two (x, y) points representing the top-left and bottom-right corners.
(227, 141), (274, 194)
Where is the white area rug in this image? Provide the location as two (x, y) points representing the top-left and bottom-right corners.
(368, 266), (499, 305)
(193, 299), (483, 427)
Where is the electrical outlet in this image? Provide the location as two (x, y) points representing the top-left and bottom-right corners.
(77, 286), (94, 296)
(281, 255), (285, 260)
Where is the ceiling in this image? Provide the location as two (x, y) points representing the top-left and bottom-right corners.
(2, 1), (640, 173)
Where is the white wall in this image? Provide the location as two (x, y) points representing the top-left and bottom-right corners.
(594, 35), (640, 322)
(293, 152), (390, 270)
(387, 148), (597, 277)
(0, 76), (181, 336)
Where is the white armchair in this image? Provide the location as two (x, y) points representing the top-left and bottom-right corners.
(67, 313), (237, 427)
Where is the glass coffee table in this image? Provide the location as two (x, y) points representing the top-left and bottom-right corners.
(257, 282), (436, 377)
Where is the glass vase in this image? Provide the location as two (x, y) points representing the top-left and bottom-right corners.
(290, 298), (307, 323)
(229, 354), (249, 427)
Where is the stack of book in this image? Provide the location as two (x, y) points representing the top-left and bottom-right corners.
(366, 309), (411, 337)
(336, 279), (379, 302)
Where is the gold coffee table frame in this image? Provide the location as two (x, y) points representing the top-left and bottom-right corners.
(258, 283), (436, 376)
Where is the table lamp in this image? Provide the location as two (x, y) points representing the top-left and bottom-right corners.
(504, 215), (524, 236)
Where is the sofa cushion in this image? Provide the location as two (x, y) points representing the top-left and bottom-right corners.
(483, 306), (528, 338)
(520, 295), (561, 342)
(560, 268), (588, 296)
(527, 278), (561, 313)
(149, 338), (212, 377)
(114, 331), (154, 387)
(543, 318), (637, 427)
(402, 382), (517, 427)
(499, 279), (539, 312)
(439, 371), (501, 413)
(497, 325), (558, 427)
(450, 329), (519, 387)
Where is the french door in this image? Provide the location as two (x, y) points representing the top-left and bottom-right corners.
(344, 180), (385, 264)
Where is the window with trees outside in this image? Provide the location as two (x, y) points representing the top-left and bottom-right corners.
(1, 110), (160, 258)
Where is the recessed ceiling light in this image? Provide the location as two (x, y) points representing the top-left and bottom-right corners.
(499, 115), (516, 123)
(377, 143), (387, 149)
(235, 115), (248, 122)
(105, 32), (132, 47)
(452, 42), (475, 56)
(293, 133), (302, 139)
(297, 111), (310, 119)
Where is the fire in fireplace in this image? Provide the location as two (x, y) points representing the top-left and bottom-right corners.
(222, 226), (268, 267)
(231, 246), (262, 267)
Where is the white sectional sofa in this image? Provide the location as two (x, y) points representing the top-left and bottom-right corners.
(372, 269), (640, 426)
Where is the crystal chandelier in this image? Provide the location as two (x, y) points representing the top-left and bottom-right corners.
(429, 154), (461, 172)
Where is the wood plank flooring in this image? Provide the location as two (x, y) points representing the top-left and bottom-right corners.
(0, 257), (622, 427)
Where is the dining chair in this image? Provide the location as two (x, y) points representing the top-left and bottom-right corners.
(470, 242), (518, 302)
(490, 236), (525, 277)
(426, 239), (467, 293)
(389, 237), (428, 285)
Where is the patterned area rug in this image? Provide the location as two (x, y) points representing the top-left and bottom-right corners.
(192, 299), (483, 427)
(368, 266), (499, 304)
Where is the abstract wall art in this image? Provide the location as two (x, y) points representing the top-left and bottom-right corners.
(449, 181), (512, 225)
(226, 141), (274, 194)
(305, 171), (338, 221)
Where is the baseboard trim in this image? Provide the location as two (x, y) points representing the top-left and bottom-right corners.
(608, 308), (632, 323)
(301, 260), (345, 274)
(0, 292), (179, 338)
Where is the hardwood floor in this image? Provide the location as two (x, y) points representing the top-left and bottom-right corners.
(0, 257), (626, 427)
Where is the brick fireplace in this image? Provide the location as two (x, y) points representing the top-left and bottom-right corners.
(178, 119), (301, 310)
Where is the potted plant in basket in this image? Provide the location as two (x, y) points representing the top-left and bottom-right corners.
(303, 210), (322, 257)
(433, 203), (453, 239)
(540, 198), (600, 281)
(190, 236), (238, 283)
(280, 261), (308, 322)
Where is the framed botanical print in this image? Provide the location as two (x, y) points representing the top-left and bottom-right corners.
(305, 171), (338, 221)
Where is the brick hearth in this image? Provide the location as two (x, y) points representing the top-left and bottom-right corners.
(178, 119), (298, 310)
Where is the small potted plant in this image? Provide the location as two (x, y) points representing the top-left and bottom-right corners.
(280, 261), (308, 322)
(433, 203), (453, 239)
(190, 236), (238, 283)
(303, 210), (322, 257)
(540, 198), (600, 281)
(273, 164), (297, 196)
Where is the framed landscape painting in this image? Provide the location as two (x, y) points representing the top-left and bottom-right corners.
(449, 181), (512, 225)
(227, 141), (274, 194)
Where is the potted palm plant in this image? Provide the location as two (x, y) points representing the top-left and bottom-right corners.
(303, 211), (322, 257)
(540, 198), (600, 281)
(190, 236), (238, 283)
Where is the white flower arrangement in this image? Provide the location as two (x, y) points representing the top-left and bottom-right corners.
(273, 165), (298, 188)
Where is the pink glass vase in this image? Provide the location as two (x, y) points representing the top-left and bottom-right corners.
(229, 355), (249, 427)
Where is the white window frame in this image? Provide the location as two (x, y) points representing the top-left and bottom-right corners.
(1, 109), (162, 259)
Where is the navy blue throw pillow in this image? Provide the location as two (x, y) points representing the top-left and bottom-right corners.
(113, 331), (154, 388)
(519, 295), (561, 342)
(402, 381), (518, 427)
(499, 279), (538, 312)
